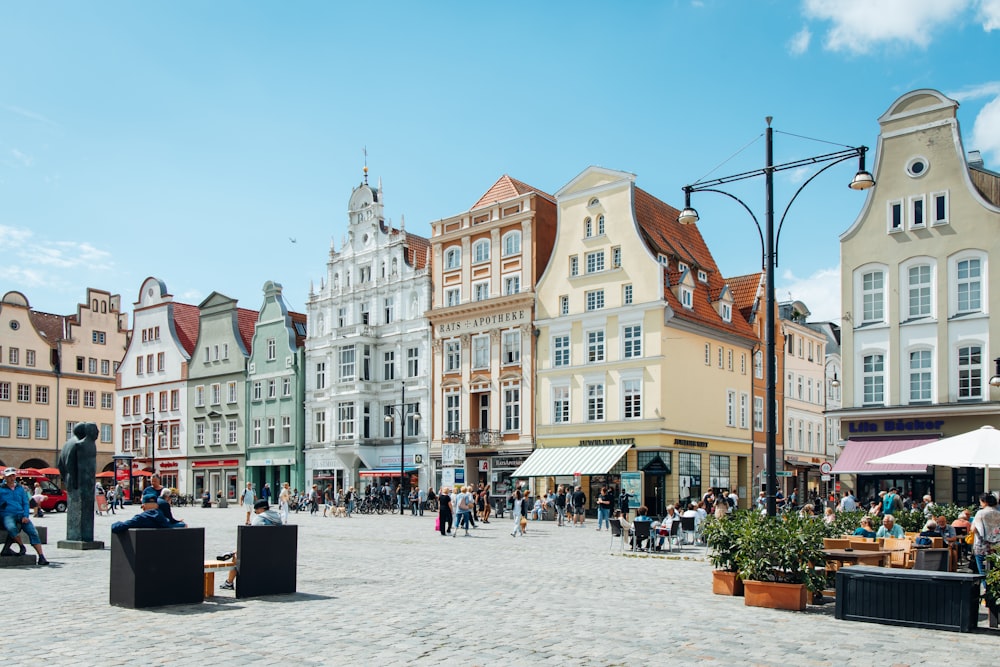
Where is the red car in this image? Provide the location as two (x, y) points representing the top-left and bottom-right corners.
(15, 472), (68, 513)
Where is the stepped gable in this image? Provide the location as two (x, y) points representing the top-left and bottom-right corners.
(633, 187), (756, 341)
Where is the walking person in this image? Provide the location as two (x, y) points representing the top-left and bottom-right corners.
(345, 486), (355, 518)
(510, 489), (526, 537)
(479, 486), (491, 524)
(596, 486), (613, 531)
(438, 487), (453, 536)
(241, 482), (256, 526)
(454, 486), (472, 536)
(572, 485), (587, 526)
(309, 484), (320, 515)
(409, 486), (420, 516)
(278, 482), (291, 525)
(418, 486), (426, 516)
(555, 486), (567, 526)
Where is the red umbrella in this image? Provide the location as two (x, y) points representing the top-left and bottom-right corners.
(15, 469), (45, 479)
(38, 467), (61, 475)
(132, 470), (153, 477)
(95, 471), (115, 478)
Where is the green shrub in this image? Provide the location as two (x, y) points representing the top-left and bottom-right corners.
(735, 512), (827, 593)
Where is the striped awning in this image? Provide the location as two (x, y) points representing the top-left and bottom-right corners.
(511, 445), (631, 478)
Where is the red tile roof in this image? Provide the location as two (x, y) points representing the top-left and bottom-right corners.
(171, 302), (201, 356)
(237, 307), (257, 354)
(404, 233), (430, 270)
(726, 272), (763, 324)
(633, 187), (757, 342)
(27, 311), (66, 347)
(289, 311), (307, 349)
(471, 175), (555, 210)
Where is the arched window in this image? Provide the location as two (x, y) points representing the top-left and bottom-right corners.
(444, 246), (461, 270)
(584, 217), (593, 238)
(472, 239), (490, 264)
(597, 215), (605, 235)
(391, 258), (398, 274)
(502, 230), (521, 257)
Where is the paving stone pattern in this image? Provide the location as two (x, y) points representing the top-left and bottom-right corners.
(10, 507), (999, 665)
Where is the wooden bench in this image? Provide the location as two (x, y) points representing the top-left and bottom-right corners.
(203, 559), (237, 597)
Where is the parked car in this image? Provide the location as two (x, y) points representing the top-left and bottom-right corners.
(15, 472), (68, 513)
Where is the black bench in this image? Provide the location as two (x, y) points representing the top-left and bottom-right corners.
(836, 565), (982, 632)
(234, 524), (297, 598)
(110, 527), (205, 608)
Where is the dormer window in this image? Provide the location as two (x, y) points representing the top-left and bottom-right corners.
(678, 262), (689, 273)
(697, 270), (707, 282)
(658, 255), (669, 268)
(722, 304), (732, 322)
(681, 287), (693, 309)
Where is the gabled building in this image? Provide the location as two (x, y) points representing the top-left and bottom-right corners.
(0, 288), (128, 472)
(835, 89), (1000, 505)
(117, 278), (199, 495)
(427, 175), (556, 498)
(532, 166), (757, 514)
(305, 171), (432, 493)
(246, 281), (307, 493)
(186, 292), (256, 501)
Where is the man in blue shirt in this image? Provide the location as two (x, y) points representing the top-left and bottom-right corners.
(111, 488), (186, 533)
(876, 514), (905, 539)
(1, 467), (49, 565)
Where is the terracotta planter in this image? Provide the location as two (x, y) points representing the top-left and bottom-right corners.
(712, 570), (744, 596)
(742, 580), (807, 611)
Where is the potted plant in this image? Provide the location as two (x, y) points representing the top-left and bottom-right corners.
(736, 512), (827, 611)
(703, 511), (747, 595)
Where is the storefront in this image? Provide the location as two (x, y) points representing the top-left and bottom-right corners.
(831, 436), (937, 507)
(489, 455), (529, 502)
(191, 458), (240, 501)
(247, 457), (295, 497)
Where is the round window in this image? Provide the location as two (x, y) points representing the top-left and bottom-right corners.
(9, 320), (19, 330)
(906, 157), (928, 177)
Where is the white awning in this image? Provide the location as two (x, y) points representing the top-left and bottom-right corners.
(511, 445), (631, 478)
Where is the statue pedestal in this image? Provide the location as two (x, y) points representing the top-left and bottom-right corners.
(58, 539), (105, 550)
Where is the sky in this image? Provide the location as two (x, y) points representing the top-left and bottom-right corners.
(2, 1), (999, 325)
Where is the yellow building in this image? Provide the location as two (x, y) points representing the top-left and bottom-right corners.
(0, 289), (128, 472)
(530, 167), (757, 514)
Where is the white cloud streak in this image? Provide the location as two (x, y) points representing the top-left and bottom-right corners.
(802, 0), (971, 54)
(0, 225), (114, 290)
(0, 103), (58, 127)
(777, 266), (842, 323)
(979, 0), (1000, 29)
(971, 95), (1000, 163)
(10, 148), (34, 167)
(788, 27), (812, 55)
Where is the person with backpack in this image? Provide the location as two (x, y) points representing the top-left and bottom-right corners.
(971, 493), (1000, 575)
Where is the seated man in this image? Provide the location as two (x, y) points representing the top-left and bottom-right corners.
(876, 513), (904, 539)
(530, 498), (545, 521)
(111, 489), (187, 533)
(219, 500), (282, 590)
(916, 519), (942, 545)
(0, 467), (49, 565)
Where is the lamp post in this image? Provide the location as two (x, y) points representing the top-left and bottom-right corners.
(142, 408), (165, 481)
(990, 358), (1000, 389)
(680, 117), (873, 517)
(384, 383), (421, 515)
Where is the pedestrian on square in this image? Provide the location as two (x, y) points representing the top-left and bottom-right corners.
(555, 486), (567, 526)
(438, 487), (453, 536)
(571, 485), (587, 526)
(241, 482), (256, 525)
(596, 486), (613, 531)
(454, 486), (473, 536)
(478, 486), (490, 523)
(510, 489), (526, 537)
(409, 486), (420, 516)
(309, 484), (320, 515)
(278, 482), (291, 524)
(971, 493), (1000, 575)
(261, 483), (271, 504)
(418, 486), (427, 517)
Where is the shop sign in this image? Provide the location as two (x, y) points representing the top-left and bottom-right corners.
(492, 456), (526, 468)
(847, 419), (944, 434)
(674, 438), (709, 448)
(578, 437), (635, 446)
(436, 308), (528, 335)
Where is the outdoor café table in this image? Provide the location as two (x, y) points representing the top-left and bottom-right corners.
(823, 548), (890, 568)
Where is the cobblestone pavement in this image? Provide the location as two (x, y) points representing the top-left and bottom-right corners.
(9, 506), (1000, 666)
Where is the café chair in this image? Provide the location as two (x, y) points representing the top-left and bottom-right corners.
(883, 537), (916, 569)
(609, 518), (625, 554)
(823, 537), (851, 550)
(631, 520), (652, 552)
(680, 516), (698, 545)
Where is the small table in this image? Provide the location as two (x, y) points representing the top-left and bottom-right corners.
(823, 548), (890, 568)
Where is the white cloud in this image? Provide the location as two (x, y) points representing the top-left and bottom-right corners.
(0, 103), (57, 127)
(788, 27), (812, 55)
(10, 148), (34, 167)
(181, 289), (204, 303)
(0, 224), (114, 290)
(776, 266), (842, 322)
(980, 0), (1000, 29)
(971, 95), (1000, 163)
(948, 81), (1000, 102)
(802, 0), (970, 54)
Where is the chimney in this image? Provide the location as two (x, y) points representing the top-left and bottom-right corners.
(968, 150), (984, 168)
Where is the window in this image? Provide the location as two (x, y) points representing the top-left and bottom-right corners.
(597, 215), (605, 235)
(585, 217), (593, 237)
(908, 349), (932, 403)
(82, 390), (95, 408)
(446, 392), (460, 433)
(17, 417), (30, 438)
(678, 452), (702, 500)
(228, 419), (238, 444)
(445, 341), (461, 372)
(194, 386), (205, 407)
(753, 396), (764, 431)
(132, 395), (140, 414)
(339, 345), (356, 381)
(569, 256), (579, 276)
(612, 246), (621, 268)
(227, 381), (237, 404)
(697, 270), (708, 282)
(862, 354), (885, 406)
(17, 383), (30, 402)
(740, 354), (746, 375)
(252, 419), (261, 445)
(383, 351), (395, 381)
(136, 356), (143, 374)
(503, 275), (520, 295)
(267, 337), (276, 360)
(101, 359), (110, 375)
(958, 345), (982, 400)
(862, 270), (885, 323)
(26, 350), (36, 367)
(908, 265), (931, 318)
(710, 455), (730, 490)
(195, 422), (206, 446)
(503, 386), (520, 432)
(754, 351), (763, 379)
(263, 416), (275, 445)
(66, 388), (79, 407)
(8, 348), (18, 365)
(585, 289), (605, 311)
(739, 393), (749, 429)
(211, 421), (221, 445)
(36, 386), (49, 404)
(156, 352), (164, 371)
(472, 239), (490, 264)
(623, 284), (633, 305)
(502, 230), (521, 256)
(623, 379), (641, 419)
(553, 386), (570, 423)
(585, 250), (605, 274)
(444, 246), (461, 270)
(726, 390), (736, 427)
(93, 330), (106, 344)
(282, 377), (291, 396)
(888, 200), (903, 231)
(718, 347), (724, 369)
(147, 354), (154, 372)
(211, 383), (222, 405)
(681, 288), (692, 308)
(252, 381), (262, 401)
(623, 325), (641, 358)
(0, 416), (8, 437)
(316, 362), (328, 390)
(957, 258), (982, 313)
(932, 191), (948, 225)
(910, 195), (925, 228)
(100, 423), (112, 443)
(407, 347), (419, 378)
(553, 335), (570, 367)
(502, 330), (521, 365)
(586, 383), (605, 421)
(727, 349), (734, 371)
(445, 287), (461, 307)
(281, 416), (291, 443)
(473, 281), (489, 301)
(587, 330), (605, 363)
(473, 335), (490, 369)
(314, 410), (327, 442)
(2, 381), (13, 401)
(267, 379), (276, 400)
(559, 295), (569, 315)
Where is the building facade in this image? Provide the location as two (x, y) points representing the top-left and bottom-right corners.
(305, 173), (432, 493)
(835, 89), (1000, 505)
(245, 281), (307, 493)
(532, 166), (756, 514)
(0, 288), (128, 472)
(427, 175), (556, 498)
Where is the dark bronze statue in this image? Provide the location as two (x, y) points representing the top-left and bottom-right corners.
(58, 422), (98, 542)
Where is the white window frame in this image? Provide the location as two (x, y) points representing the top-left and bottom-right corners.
(587, 330), (605, 363)
(957, 344), (983, 401)
(444, 246), (461, 270)
(906, 263), (932, 319)
(503, 384), (520, 432)
(445, 340), (461, 372)
(585, 250), (605, 274)
(623, 324), (642, 359)
(502, 330), (521, 365)
(552, 385), (570, 424)
(887, 199), (903, 232)
(931, 190), (949, 226)
(445, 287), (461, 307)
(502, 230), (521, 257)
(472, 335), (490, 370)
(553, 335), (570, 367)
(503, 274), (520, 296)
(862, 352), (886, 406)
(955, 255), (983, 315)
(623, 284), (633, 305)
(586, 382), (605, 422)
(908, 348), (933, 404)
(623, 378), (641, 420)
(585, 289), (605, 311)
(473, 280), (490, 302)
(908, 194), (926, 229)
(472, 239), (490, 264)
(860, 268), (886, 324)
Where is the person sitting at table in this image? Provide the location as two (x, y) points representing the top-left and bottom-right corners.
(935, 515), (957, 543)
(876, 514), (904, 539)
(219, 500), (282, 591)
(631, 506), (653, 550)
(916, 519), (942, 545)
(952, 509), (972, 532)
(853, 516), (877, 539)
(654, 505), (681, 550)
(613, 509), (630, 535)
(868, 500), (882, 517)
(822, 507), (836, 526)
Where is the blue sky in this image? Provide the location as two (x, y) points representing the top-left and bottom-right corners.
(2, 1), (999, 324)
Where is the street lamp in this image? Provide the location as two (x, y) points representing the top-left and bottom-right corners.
(990, 358), (1000, 389)
(680, 117), (873, 517)
(384, 383), (421, 515)
(142, 412), (165, 478)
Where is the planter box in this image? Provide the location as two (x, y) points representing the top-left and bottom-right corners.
(234, 524), (297, 598)
(743, 580), (807, 611)
(110, 527), (204, 608)
(712, 570), (744, 596)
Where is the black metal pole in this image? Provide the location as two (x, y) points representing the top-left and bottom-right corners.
(764, 118), (777, 518)
(400, 383), (405, 515)
(152, 405), (157, 478)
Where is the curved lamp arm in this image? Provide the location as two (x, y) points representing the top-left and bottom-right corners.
(690, 188), (765, 268)
(774, 154), (855, 266)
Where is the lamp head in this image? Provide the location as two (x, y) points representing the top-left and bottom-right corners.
(849, 171), (875, 190)
(678, 207), (699, 225)
(384, 415), (393, 423)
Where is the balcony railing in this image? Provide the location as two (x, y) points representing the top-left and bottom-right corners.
(444, 429), (502, 446)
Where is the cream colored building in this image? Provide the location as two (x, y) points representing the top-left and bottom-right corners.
(0, 288), (128, 471)
(427, 175), (556, 498)
(836, 89), (1000, 505)
(531, 167), (756, 513)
